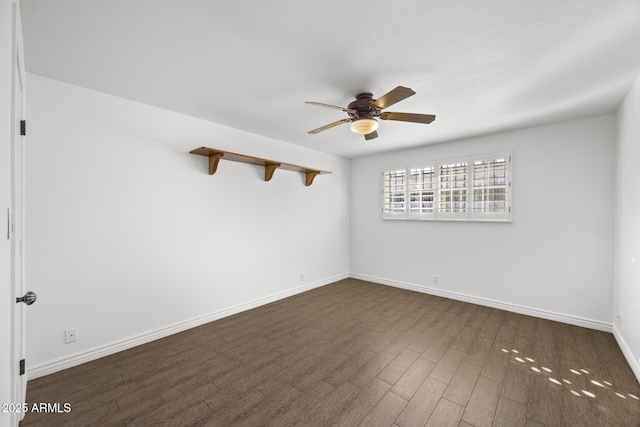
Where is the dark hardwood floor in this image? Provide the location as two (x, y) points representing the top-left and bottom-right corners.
(20, 279), (640, 426)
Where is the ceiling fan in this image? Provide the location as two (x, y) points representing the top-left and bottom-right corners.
(305, 86), (435, 140)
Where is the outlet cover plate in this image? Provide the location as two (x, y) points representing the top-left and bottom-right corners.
(65, 328), (78, 344)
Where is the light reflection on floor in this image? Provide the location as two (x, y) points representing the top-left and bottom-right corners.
(501, 347), (640, 403)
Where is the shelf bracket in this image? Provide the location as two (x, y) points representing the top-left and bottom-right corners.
(208, 152), (224, 175)
(305, 170), (320, 186)
(264, 163), (281, 182)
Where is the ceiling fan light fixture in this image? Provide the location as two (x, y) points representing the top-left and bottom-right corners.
(350, 118), (378, 135)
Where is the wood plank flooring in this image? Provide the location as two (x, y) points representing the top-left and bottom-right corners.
(20, 279), (640, 426)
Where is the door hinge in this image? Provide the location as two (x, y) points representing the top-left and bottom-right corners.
(20, 120), (26, 136)
(19, 359), (25, 375)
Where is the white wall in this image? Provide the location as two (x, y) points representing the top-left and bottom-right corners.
(351, 115), (615, 329)
(24, 74), (350, 376)
(613, 75), (640, 381)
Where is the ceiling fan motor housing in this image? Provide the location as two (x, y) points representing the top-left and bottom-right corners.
(347, 93), (382, 120)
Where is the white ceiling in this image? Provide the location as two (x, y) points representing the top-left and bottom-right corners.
(20, 0), (640, 158)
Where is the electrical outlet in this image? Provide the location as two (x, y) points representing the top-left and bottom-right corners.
(616, 311), (622, 322)
(300, 274), (305, 282)
(65, 328), (78, 344)
(432, 275), (438, 285)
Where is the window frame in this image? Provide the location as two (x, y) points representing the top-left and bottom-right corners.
(381, 150), (512, 222)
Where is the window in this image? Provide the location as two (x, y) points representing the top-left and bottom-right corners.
(438, 161), (467, 215)
(382, 151), (511, 221)
(472, 154), (509, 219)
(383, 169), (406, 216)
(408, 167), (435, 217)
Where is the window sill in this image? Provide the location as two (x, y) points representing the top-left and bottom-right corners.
(382, 217), (512, 223)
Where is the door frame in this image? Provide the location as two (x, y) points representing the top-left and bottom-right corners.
(9, 0), (27, 424)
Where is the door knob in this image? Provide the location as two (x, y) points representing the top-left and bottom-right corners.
(16, 291), (37, 305)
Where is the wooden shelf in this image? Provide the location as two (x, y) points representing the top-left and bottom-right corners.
(189, 147), (330, 186)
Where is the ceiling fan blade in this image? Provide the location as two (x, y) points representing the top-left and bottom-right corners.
(371, 86), (416, 109)
(380, 111), (436, 124)
(305, 102), (356, 114)
(364, 131), (378, 141)
(308, 118), (351, 134)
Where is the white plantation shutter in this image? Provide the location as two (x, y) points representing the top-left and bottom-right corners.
(383, 169), (407, 217)
(471, 151), (511, 220)
(381, 151), (511, 221)
(438, 161), (468, 217)
(408, 166), (436, 218)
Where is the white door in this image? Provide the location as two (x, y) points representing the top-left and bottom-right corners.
(10, 2), (28, 424)
(12, 42), (26, 416)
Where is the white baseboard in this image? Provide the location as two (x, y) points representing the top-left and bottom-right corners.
(28, 273), (349, 380)
(612, 324), (640, 384)
(349, 272), (613, 333)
